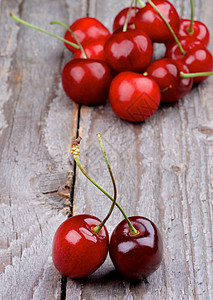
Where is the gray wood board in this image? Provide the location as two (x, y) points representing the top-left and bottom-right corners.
(0, 0), (84, 299)
(0, 0), (213, 299)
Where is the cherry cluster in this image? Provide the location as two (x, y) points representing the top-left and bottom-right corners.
(60, 0), (212, 122)
(52, 134), (163, 279)
(11, 0), (212, 122)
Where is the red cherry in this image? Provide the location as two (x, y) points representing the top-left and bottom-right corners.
(73, 37), (108, 62)
(165, 37), (213, 83)
(113, 7), (140, 32)
(109, 72), (161, 122)
(135, 0), (180, 43)
(109, 216), (163, 280)
(104, 29), (153, 73)
(178, 19), (210, 47)
(165, 36), (203, 59)
(52, 214), (109, 278)
(145, 58), (193, 103)
(62, 59), (113, 105)
(64, 17), (111, 53)
(183, 48), (213, 83)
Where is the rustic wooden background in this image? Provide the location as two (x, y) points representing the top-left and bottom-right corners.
(0, 0), (212, 299)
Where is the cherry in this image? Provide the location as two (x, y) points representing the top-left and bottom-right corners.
(181, 48), (213, 83)
(177, 0), (210, 47)
(53, 136), (119, 279)
(109, 72), (161, 122)
(145, 58), (193, 103)
(165, 37), (213, 83)
(57, 21), (113, 105)
(62, 59), (113, 105)
(49, 21), (114, 105)
(73, 37), (108, 62)
(104, 28), (153, 73)
(113, 6), (140, 32)
(178, 19), (210, 47)
(64, 17), (111, 53)
(135, 0), (180, 43)
(165, 36), (203, 57)
(159, 7), (213, 85)
(109, 216), (163, 280)
(10, 14), (114, 106)
(52, 214), (109, 278)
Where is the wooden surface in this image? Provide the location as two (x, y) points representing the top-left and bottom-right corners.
(0, 0), (213, 299)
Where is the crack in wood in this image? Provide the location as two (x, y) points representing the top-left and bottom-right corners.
(35, 214), (43, 237)
(67, 105), (81, 219)
(41, 190), (58, 195)
(86, 0), (90, 16)
(59, 63), (82, 300)
(60, 275), (68, 300)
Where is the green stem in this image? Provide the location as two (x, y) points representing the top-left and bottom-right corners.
(10, 13), (79, 50)
(137, 0), (146, 8)
(50, 20), (87, 59)
(92, 134), (117, 234)
(71, 137), (138, 236)
(180, 71), (213, 78)
(123, 0), (134, 32)
(134, 0), (138, 15)
(161, 85), (172, 93)
(187, 0), (194, 34)
(146, 0), (185, 55)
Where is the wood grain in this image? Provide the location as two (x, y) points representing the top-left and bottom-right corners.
(0, 0), (84, 298)
(0, 0), (212, 299)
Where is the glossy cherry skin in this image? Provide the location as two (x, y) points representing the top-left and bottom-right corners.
(113, 7), (140, 32)
(109, 216), (163, 280)
(64, 17), (111, 53)
(104, 29), (153, 73)
(62, 59), (113, 105)
(182, 48), (213, 83)
(165, 36), (203, 57)
(73, 37), (108, 62)
(145, 58), (193, 103)
(109, 72), (161, 122)
(52, 214), (109, 278)
(135, 0), (180, 43)
(178, 19), (210, 47)
(165, 37), (213, 83)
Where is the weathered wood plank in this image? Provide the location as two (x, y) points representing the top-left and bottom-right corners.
(0, 0), (86, 298)
(66, 0), (213, 299)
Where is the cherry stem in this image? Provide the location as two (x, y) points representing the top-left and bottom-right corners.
(71, 137), (138, 236)
(134, 0), (138, 17)
(50, 21), (87, 59)
(138, 0), (185, 55)
(187, 0), (194, 34)
(123, 0), (134, 32)
(180, 71), (213, 78)
(95, 134), (138, 235)
(137, 0), (146, 8)
(92, 134), (117, 233)
(10, 13), (79, 50)
(161, 85), (172, 93)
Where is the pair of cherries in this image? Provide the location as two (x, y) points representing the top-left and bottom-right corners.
(52, 135), (163, 279)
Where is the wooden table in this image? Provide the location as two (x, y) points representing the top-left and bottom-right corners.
(0, 0), (212, 299)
